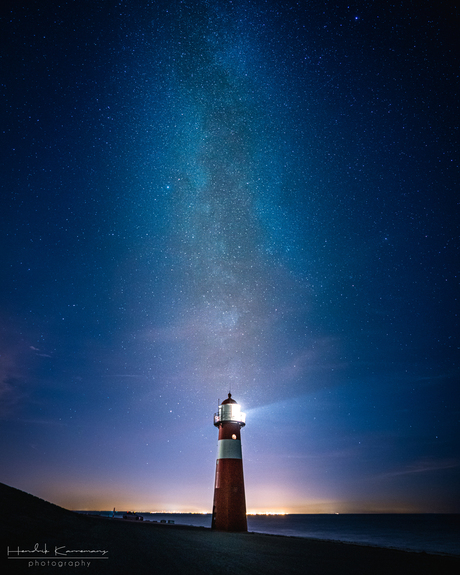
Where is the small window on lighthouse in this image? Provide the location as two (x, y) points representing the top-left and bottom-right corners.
(232, 434), (237, 440)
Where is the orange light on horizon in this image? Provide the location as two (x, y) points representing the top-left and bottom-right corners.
(247, 512), (287, 516)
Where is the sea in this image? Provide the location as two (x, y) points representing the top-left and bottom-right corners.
(85, 512), (460, 557)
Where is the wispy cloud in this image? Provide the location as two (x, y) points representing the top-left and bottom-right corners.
(102, 374), (145, 378)
(0, 319), (55, 418)
(14, 417), (68, 427)
(0, 326), (29, 417)
(378, 458), (460, 478)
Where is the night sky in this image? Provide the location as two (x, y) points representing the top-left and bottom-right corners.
(1, 0), (459, 514)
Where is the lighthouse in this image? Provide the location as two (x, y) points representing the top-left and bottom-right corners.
(211, 393), (247, 532)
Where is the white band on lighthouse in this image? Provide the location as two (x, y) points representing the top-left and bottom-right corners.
(217, 439), (242, 460)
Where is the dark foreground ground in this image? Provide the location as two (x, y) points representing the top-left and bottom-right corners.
(1, 483), (459, 575)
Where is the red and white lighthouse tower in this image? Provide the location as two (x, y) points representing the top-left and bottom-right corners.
(211, 393), (247, 532)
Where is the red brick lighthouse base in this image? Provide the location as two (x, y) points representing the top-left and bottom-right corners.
(211, 393), (247, 532)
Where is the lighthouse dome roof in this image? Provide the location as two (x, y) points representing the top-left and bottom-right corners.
(222, 393), (237, 405)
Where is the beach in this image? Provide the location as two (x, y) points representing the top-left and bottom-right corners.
(2, 483), (459, 575)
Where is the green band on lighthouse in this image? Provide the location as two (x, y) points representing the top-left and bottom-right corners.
(217, 439), (242, 459)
